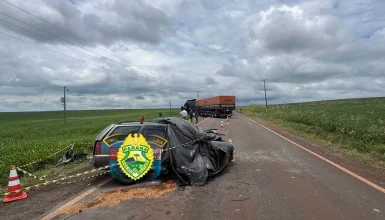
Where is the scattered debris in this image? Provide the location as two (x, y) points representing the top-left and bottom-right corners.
(60, 181), (177, 215)
(56, 143), (88, 167)
(235, 180), (254, 186)
(231, 197), (250, 202)
(374, 209), (380, 212)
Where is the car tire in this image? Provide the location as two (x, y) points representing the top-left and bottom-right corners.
(115, 177), (135, 185)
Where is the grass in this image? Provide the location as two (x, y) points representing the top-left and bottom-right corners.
(0, 108), (181, 191)
(240, 97), (385, 167)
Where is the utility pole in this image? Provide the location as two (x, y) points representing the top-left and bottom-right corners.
(63, 86), (69, 125)
(169, 100), (171, 112)
(195, 91), (200, 100)
(261, 79), (268, 108)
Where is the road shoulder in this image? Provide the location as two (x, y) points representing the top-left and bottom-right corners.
(237, 111), (385, 190)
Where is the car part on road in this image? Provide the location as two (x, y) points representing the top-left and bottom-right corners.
(56, 143), (88, 167)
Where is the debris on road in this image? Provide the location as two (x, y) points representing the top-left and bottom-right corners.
(59, 180), (177, 215)
(56, 143), (88, 167)
(231, 197), (250, 202)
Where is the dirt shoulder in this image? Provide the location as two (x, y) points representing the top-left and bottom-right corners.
(238, 111), (385, 189)
(0, 165), (110, 220)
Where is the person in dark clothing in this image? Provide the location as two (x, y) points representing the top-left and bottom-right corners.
(195, 109), (199, 124)
(189, 109), (194, 122)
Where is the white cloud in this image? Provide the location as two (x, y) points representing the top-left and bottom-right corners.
(0, 0), (385, 112)
(249, 4), (346, 54)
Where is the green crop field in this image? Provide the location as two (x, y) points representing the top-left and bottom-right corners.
(241, 97), (385, 165)
(0, 108), (181, 189)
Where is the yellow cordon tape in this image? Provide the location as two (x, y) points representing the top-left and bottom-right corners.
(18, 143), (74, 168)
(14, 142), (94, 181)
(16, 167), (38, 179)
(56, 171), (110, 185)
(2, 136), (232, 196)
(2, 140), (199, 196)
(2, 165), (110, 196)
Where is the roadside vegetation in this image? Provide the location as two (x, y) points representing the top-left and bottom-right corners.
(241, 97), (385, 167)
(0, 109), (181, 189)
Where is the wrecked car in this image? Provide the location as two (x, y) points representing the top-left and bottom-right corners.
(91, 117), (234, 186)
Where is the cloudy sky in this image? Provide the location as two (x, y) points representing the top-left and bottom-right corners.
(0, 0), (384, 112)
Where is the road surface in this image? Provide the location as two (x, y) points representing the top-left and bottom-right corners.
(2, 112), (385, 220)
(41, 112), (385, 220)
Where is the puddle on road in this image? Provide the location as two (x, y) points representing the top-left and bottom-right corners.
(60, 180), (177, 215)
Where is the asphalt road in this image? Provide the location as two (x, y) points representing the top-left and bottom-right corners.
(0, 112), (378, 220)
(42, 112), (385, 220)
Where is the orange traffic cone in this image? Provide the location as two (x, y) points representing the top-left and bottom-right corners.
(3, 165), (28, 203)
(220, 121), (225, 131)
(226, 116), (229, 125)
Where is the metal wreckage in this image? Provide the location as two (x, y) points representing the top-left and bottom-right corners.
(90, 117), (235, 187)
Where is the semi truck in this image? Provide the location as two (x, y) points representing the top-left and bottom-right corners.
(181, 99), (196, 113)
(182, 95), (236, 118)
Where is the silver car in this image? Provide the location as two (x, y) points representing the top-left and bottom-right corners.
(91, 121), (168, 168)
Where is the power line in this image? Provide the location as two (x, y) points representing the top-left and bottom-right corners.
(0, 0), (192, 99)
(0, 20), (109, 64)
(0, 30), (133, 78)
(1, 0), (160, 77)
(0, 11), (127, 69)
(0, 29), (179, 96)
(0, 11), (162, 79)
(1, 0), (124, 62)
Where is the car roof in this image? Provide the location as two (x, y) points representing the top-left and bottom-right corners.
(94, 121), (168, 141)
(116, 121), (166, 126)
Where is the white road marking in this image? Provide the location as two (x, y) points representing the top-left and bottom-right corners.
(240, 113), (385, 195)
(41, 177), (113, 220)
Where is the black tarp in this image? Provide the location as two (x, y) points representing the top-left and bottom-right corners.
(152, 117), (225, 186)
